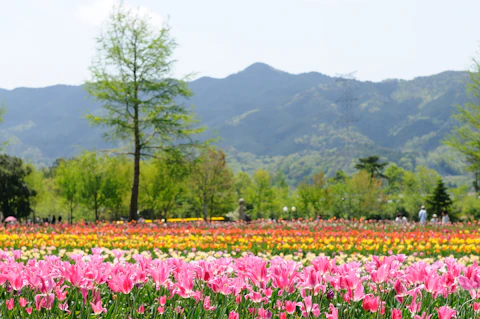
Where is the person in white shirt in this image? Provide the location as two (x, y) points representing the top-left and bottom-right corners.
(441, 211), (450, 224)
(395, 213), (402, 223)
(430, 214), (439, 223)
(418, 205), (427, 224)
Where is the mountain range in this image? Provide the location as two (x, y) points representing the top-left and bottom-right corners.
(0, 63), (473, 184)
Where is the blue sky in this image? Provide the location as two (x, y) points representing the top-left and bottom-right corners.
(1, 0), (479, 89)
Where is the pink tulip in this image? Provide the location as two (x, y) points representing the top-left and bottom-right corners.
(246, 291), (263, 303)
(108, 272), (133, 294)
(392, 308), (402, 319)
(157, 306), (165, 314)
(19, 297), (27, 308)
(285, 300), (296, 314)
(159, 295), (167, 306)
(25, 307), (32, 315)
(137, 304), (145, 314)
(58, 302), (71, 314)
(437, 306), (456, 319)
(35, 294), (54, 310)
(474, 302), (480, 312)
(362, 294), (379, 312)
(55, 289), (68, 301)
(203, 296), (216, 311)
(228, 310), (239, 319)
(90, 300), (107, 314)
(325, 303), (338, 319)
(298, 296), (320, 318)
(257, 308), (270, 319)
(7, 272), (23, 291)
(6, 298), (14, 310)
(174, 306), (184, 314)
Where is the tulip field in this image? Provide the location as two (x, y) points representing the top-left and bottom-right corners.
(0, 220), (480, 318)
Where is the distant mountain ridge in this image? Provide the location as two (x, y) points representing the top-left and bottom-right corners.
(0, 63), (472, 182)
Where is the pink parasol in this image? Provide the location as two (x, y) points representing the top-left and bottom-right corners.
(4, 216), (17, 222)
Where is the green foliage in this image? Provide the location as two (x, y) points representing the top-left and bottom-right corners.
(24, 165), (48, 221)
(427, 178), (453, 216)
(329, 171), (385, 219)
(102, 156), (131, 220)
(0, 154), (35, 218)
(54, 159), (80, 223)
(354, 156), (388, 179)
(247, 169), (276, 219)
(188, 148), (235, 221)
(234, 172), (253, 201)
(444, 60), (480, 172)
(297, 172), (329, 219)
(85, 3), (203, 220)
(384, 164), (405, 194)
(140, 154), (188, 220)
(76, 152), (125, 221)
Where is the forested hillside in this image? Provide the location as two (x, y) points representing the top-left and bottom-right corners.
(0, 63), (471, 183)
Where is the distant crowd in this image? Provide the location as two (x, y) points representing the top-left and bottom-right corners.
(395, 205), (450, 225)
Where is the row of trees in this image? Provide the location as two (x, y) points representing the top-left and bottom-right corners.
(2, 149), (476, 222)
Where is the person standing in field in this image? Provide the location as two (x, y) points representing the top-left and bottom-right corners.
(395, 213), (402, 223)
(418, 205), (427, 224)
(441, 211), (450, 224)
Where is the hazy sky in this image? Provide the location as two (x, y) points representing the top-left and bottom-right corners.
(1, 0), (479, 89)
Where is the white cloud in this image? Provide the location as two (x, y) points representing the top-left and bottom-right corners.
(75, 0), (115, 27)
(75, 0), (163, 28)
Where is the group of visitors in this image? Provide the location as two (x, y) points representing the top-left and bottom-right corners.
(34, 215), (63, 224)
(395, 205), (450, 225)
(418, 205), (450, 224)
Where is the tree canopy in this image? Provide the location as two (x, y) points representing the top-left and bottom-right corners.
(0, 154), (35, 218)
(427, 178), (453, 216)
(86, 3), (203, 221)
(354, 156), (388, 180)
(444, 60), (480, 172)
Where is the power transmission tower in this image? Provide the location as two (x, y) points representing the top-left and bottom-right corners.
(335, 72), (358, 160)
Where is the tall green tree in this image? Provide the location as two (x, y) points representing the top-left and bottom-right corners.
(190, 148), (235, 221)
(444, 59), (480, 171)
(86, 3), (202, 221)
(384, 164), (405, 194)
(103, 156), (131, 220)
(76, 153), (112, 221)
(140, 155), (188, 220)
(354, 156), (388, 180)
(297, 172), (329, 218)
(24, 165), (47, 222)
(329, 171), (384, 219)
(248, 169), (275, 218)
(54, 159), (80, 224)
(427, 178), (453, 215)
(0, 155), (35, 218)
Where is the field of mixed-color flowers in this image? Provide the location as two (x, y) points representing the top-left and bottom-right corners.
(1, 220), (480, 257)
(0, 220), (479, 318)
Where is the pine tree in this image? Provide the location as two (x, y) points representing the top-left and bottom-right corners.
(354, 156), (388, 180)
(427, 178), (453, 215)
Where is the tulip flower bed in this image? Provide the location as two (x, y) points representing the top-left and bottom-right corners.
(0, 250), (479, 318)
(0, 220), (480, 257)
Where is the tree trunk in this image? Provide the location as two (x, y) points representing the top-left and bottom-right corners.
(129, 97), (140, 222)
(69, 201), (73, 224)
(129, 149), (140, 221)
(94, 198), (99, 221)
(203, 195), (208, 222)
